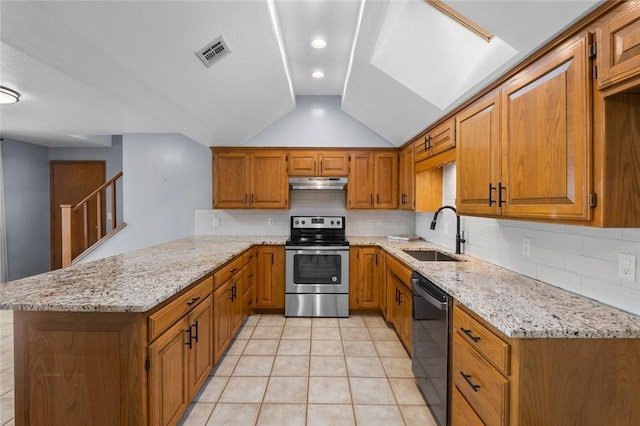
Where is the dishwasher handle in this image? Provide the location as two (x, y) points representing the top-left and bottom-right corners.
(411, 278), (448, 310)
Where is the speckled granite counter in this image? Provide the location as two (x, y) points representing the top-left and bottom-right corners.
(1, 235), (639, 339)
(350, 237), (640, 339)
(0, 236), (287, 313)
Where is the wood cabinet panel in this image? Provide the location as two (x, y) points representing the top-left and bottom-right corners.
(213, 280), (233, 364)
(187, 295), (213, 399)
(348, 151), (398, 209)
(456, 90), (502, 216)
(256, 245), (285, 309)
(452, 386), (484, 426)
(598, 5), (640, 90)
(318, 151), (349, 176)
(288, 151), (317, 176)
(149, 317), (189, 426)
(398, 144), (415, 210)
(212, 152), (249, 208)
(501, 35), (591, 220)
(374, 152), (398, 209)
(350, 247), (382, 310)
(250, 152), (289, 208)
(348, 152), (375, 208)
(384, 255), (412, 355)
(288, 150), (349, 176)
(453, 333), (509, 426)
(414, 118), (456, 163)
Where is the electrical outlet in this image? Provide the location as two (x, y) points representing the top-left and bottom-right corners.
(522, 237), (531, 256)
(107, 212), (112, 221)
(618, 253), (637, 281)
(212, 213), (219, 227)
(268, 217), (275, 226)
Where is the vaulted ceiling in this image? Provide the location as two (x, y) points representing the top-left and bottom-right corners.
(0, 0), (602, 148)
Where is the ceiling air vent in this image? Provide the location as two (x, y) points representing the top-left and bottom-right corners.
(196, 35), (231, 68)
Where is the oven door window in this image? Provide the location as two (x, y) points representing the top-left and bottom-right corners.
(294, 254), (342, 285)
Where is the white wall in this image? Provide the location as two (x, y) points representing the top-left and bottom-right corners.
(196, 190), (414, 237)
(416, 163), (640, 315)
(246, 96), (394, 148)
(81, 133), (211, 261)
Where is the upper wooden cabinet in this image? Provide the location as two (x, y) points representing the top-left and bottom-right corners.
(597, 4), (640, 92)
(212, 150), (289, 209)
(458, 35), (592, 221)
(500, 34), (591, 220)
(288, 150), (349, 176)
(398, 144), (415, 210)
(348, 151), (398, 209)
(414, 117), (456, 163)
(456, 90), (502, 216)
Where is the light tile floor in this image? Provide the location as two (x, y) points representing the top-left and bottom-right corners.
(0, 311), (437, 426)
(180, 314), (437, 426)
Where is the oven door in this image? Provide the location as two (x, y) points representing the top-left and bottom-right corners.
(285, 247), (349, 294)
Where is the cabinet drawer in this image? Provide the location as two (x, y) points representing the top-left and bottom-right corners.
(454, 305), (510, 374)
(385, 255), (412, 287)
(452, 385), (485, 426)
(243, 248), (256, 266)
(148, 276), (213, 342)
(214, 256), (244, 289)
(453, 333), (509, 426)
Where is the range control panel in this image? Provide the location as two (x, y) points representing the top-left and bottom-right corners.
(291, 216), (344, 229)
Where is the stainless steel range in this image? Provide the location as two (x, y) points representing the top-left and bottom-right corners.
(285, 216), (349, 317)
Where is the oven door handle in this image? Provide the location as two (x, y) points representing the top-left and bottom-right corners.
(411, 279), (448, 310)
(286, 248), (348, 255)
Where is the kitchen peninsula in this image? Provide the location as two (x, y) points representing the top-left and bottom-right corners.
(1, 236), (640, 425)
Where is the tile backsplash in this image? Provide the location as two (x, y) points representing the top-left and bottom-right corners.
(195, 190), (415, 237)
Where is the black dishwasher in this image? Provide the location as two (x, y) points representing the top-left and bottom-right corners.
(411, 271), (452, 426)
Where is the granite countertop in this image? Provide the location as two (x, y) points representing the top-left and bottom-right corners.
(1, 235), (639, 339)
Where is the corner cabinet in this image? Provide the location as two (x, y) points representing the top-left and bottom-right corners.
(211, 150), (289, 209)
(348, 151), (398, 209)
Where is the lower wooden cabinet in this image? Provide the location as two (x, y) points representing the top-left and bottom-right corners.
(256, 245), (285, 309)
(213, 273), (242, 364)
(349, 246), (383, 310)
(384, 255), (412, 355)
(451, 386), (484, 426)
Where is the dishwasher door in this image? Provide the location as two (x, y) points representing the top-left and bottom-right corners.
(411, 272), (451, 426)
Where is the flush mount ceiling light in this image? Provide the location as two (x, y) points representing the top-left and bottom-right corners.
(0, 86), (20, 104)
(312, 71), (325, 79)
(310, 38), (327, 49)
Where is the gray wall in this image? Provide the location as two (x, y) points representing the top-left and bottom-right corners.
(2, 139), (50, 280)
(80, 133), (211, 262)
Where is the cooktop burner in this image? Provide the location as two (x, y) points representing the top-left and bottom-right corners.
(287, 215), (348, 247)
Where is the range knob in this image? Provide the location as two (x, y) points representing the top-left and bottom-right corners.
(294, 220), (299, 225)
(336, 220), (341, 226)
(301, 220), (306, 225)
(330, 220), (335, 225)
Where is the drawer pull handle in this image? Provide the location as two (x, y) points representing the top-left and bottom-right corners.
(460, 371), (480, 392)
(460, 327), (481, 343)
(186, 297), (200, 307)
(230, 268), (238, 274)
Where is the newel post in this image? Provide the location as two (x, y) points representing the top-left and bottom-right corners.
(61, 205), (73, 267)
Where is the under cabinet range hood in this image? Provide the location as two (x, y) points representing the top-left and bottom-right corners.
(289, 177), (347, 190)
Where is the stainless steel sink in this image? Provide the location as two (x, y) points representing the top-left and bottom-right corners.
(402, 250), (460, 262)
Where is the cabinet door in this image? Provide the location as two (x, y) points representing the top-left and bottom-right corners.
(212, 152), (249, 208)
(230, 275), (244, 336)
(598, 5), (640, 90)
(318, 151), (349, 176)
(452, 386), (484, 426)
(187, 296), (213, 399)
(501, 35), (591, 220)
(398, 145), (415, 210)
(374, 152), (398, 209)
(348, 152), (374, 208)
(357, 247), (381, 310)
(213, 281), (232, 364)
(429, 118), (456, 156)
(250, 152), (289, 208)
(288, 151), (318, 176)
(256, 246), (285, 308)
(398, 282), (412, 355)
(148, 318), (189, 426)
(457, 90), (502, 216)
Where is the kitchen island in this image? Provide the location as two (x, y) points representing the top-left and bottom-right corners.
(1, 235), (640, 425)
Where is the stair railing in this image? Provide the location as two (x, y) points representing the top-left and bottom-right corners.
(61, 171), (126, 267)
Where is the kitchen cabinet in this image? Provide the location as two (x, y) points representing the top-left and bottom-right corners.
(242, 248), (257, 317)
(148, 276), (214, 426)
(384, 254), (412, 355)
(256, 245), (285, 309)
(456, 90), (502, 216)
(597, 3), (640, 93)
(211, 150), (289, 209)
(414, 117), (456, 164)
(288, 150), (349, 176)
(213, 256), (244, 363)
(349, 246), (383, 310)
(398, 144), (415, 210)
(456, 35), (592, 221)
(348, 151), (398, 209)
(452, 301), (640, 425)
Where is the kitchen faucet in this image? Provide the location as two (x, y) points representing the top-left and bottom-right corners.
(429, 205), (465, 254)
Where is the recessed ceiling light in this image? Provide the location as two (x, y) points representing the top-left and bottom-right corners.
(0, 86), (20, 104)
(310, 39), (327, 49)
(312, 71), (325, 79)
